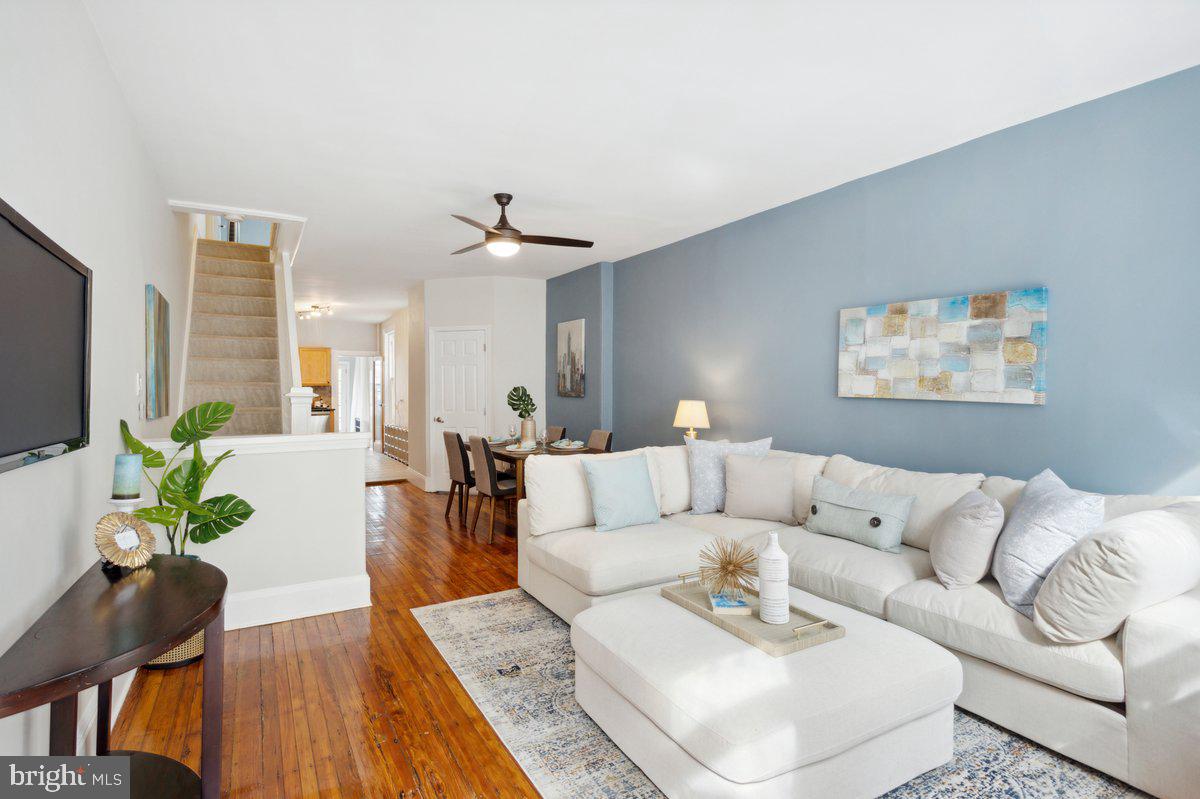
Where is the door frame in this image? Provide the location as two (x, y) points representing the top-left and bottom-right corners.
(331, 349), (379, 434)
(426, 325), (491, 493)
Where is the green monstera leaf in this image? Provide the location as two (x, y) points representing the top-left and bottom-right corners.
(171, 402), (234, 444)
(188, 494), (255, 544)
(506, 386), (537, 419)
(119, 419), (165, 468)
(163, 459), (202, 502)
(134, 505), (184, 527)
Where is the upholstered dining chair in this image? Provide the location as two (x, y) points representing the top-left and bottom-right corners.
(587, 429), (613, 452)
(546, 425), (566, 444)
(468, 435), (518, 543)
(442, 431), (475, 525)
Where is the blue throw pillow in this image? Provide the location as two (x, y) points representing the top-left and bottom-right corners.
(582, 453), (661, 532)
(805, 476), (915, 553)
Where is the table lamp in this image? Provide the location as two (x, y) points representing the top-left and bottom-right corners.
(673, 400), (710, 439)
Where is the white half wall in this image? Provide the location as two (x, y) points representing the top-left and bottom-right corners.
(0, 2), (193, 757)
(142, 433), (371, 630)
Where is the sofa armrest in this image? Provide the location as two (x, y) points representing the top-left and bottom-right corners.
(1124, 583), (1200, 798)
(517, 499), (532, 589)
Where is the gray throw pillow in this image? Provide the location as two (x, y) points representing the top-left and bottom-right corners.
(991, 469), (1105, 618)
(929, 490), (1005, 589)
(805, 475), (915, 553)
(684, 437), (772, 514)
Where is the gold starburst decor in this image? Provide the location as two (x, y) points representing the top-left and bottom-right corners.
(698, 537), (757, 596)
(94, 512), (156, 569)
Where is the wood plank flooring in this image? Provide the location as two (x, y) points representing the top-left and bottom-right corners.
(111, 483), (539, 798)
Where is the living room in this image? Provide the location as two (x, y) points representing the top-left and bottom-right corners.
(3, 2), (1200, 798)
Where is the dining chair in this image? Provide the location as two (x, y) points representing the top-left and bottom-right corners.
(442, 431), (475, 525)
(546, 425), (566, 444)
(468, 435), (518, 543)
(587, 429), (613, 452)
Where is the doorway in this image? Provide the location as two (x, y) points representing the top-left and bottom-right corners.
(428, 327), (488, 492)
(333, 353), (378, 435)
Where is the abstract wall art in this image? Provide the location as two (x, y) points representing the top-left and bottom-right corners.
(145, 284), (170, 419)
(838, 287), (1046, 405)
(557, 318), (585, 397)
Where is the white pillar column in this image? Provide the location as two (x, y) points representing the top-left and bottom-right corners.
(286, 387), (315, 434)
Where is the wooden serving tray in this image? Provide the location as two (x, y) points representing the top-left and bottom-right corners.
(660, 579), (844, 657)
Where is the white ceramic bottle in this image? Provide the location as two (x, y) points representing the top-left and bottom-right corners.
(757, 531), (790, 624)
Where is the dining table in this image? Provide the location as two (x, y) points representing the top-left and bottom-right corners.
(487, 439), (607, 499)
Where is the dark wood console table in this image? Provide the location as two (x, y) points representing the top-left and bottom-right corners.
(0, 555), (227, 798)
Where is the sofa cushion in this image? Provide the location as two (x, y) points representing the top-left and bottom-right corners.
(885, 578), (1124, 702)
(992, 469), (1105, 618)
(525, 519), (705, 596)
(742, 526), (934, 617)
(646, 445), (691, 515)
(667, 512), (784, 539)
(525, 450), (661, 536)
(982, 474), (1200, 522)
(822, 455), (983, 551)
(571, 589), (962, 784)
(1034, 502), (1200, 643)
(724, 454), (799, 525)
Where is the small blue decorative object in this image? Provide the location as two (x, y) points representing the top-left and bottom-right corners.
(112, 453), (143, 499)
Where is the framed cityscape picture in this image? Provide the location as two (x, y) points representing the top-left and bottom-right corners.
(557, 318), (585, 397)
(837, 287), (1047, 405)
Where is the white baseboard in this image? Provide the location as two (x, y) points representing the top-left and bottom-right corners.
(225, 574), (372, 630)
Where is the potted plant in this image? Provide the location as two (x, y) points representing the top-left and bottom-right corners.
(119, 401), (255, 666)
(506, 386), (538, 446)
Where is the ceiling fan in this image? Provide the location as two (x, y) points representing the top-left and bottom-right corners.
(451, 193), (594, 257)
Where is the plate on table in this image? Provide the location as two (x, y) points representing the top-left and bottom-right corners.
(488, 436), (515, 445)
(505, 443), (537, 452)
(550, 440), (586, 450)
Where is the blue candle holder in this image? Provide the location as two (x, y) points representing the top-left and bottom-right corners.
(112, 453), (143, 500)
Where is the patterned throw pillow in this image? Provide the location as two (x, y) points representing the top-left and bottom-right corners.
(992, 469), (1105, 618)
(684, 437), (772, 514)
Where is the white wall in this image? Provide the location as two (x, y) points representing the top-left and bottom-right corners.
(419, 276), (547, 490)
(142, 434), (370, 630)
(0, 1), (193, 756)
(379, 308), (409, 427)
(297, 316), (379, 352)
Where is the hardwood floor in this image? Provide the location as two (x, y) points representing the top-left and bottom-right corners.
(111, 483), (539, 798)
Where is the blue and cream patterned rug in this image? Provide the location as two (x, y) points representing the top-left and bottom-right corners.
(412, 589), (1142, 798)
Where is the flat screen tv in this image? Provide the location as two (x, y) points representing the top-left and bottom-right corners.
(0, 196), (91, 474)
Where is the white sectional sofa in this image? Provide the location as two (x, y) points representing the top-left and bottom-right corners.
(516, 446), (1200, 799)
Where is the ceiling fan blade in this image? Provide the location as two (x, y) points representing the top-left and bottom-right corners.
(451, 241), (486, 255)
(521, 235), (594, 248)
(452, 214), (499, 234)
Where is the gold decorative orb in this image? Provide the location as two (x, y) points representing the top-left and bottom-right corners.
(698, 537), (757, 596)
(94, 512), (155, 569)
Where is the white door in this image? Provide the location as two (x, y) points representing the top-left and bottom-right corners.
(430, 328), (487, 491)
(335, 358), (352, 432)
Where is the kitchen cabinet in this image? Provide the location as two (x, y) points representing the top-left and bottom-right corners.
(299, 347), (331, 386)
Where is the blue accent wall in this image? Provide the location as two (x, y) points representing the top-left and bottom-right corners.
(546, 261), (613, 438)
(588, 66), (1200, 495)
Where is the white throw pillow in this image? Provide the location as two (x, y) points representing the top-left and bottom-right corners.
(771, 451), (829, 524)
(929, 490), (1005, 589)
(645, 445), (691, 514)
(1034, 502), (1200, 643)
(724, 454), (798, 525)
(991, 469), (1105, 618)
(524, 450), (661, 536)
(684, 437), (772, 514)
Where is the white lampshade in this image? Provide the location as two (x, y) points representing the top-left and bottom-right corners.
(673, 400), (710, 430)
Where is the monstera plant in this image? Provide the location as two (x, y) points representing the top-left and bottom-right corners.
(506, 386), (537, 418)
(120, 402), (255, 556)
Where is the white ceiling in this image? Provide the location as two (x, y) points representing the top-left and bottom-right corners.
(85, 1), (1200, 323)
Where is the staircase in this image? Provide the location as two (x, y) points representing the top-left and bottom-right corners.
(184, 239), (283, 435)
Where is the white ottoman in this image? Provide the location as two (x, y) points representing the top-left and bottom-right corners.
(572, 587), (962, 798)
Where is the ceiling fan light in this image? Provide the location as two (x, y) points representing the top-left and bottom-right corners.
(486, 239), (520, 257)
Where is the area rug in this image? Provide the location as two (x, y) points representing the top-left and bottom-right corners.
(412, 589), (1143, 799)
